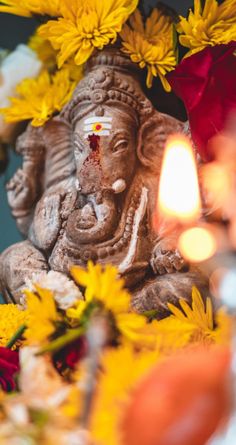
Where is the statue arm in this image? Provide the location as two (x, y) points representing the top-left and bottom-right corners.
(150, 232), (188, 275)
(6, 125), (45, 236)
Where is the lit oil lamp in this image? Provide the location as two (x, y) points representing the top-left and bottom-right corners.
(157, 134), (218, 264)
(157, 131), (236, 445)
(157, 135), (201, 226)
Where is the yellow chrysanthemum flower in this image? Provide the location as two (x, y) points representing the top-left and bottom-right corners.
(24, 286), (59, 344)
(64, 61), (84, 83)
(211, 307), (232, 345)
(168, 286), (213, 333)
(89, 345), (159, 445)
(69, 262), (148, 345)
(88, 288), (231, 445)
(129, 7), (172, 43)
(177, 0), (236, 58)
(120, 9), (177, 90)
(0, 0), (61, 18)
(71, 262), (131, 314)
(38, 0), (138, 68)
(0, 68), (76, 127)
(60, 385), (82, 419)
(157, 286), (230, 346)
(29, 34), (57, 70)
(0, 304), (28, 347)
(29, 33), (84, 80)
(67, 300), (87, 321)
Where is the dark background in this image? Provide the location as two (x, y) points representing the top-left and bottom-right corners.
(0, 0), (192, 252)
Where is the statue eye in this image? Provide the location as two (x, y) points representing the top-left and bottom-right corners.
(113, 139), (129, 153)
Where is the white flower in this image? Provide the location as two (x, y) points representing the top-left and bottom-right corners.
(46, 429), (92, 445)
(0, 44), (42, 142)
(19, 346), (68, 409)
(4, 401), (29, 427)
(24, 270), (83, 310)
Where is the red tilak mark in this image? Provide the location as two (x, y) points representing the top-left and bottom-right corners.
(95, 124), (102, 131)
(88, 133), (100, 151)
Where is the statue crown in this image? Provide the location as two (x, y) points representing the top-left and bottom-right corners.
(61, 48), (153, 125)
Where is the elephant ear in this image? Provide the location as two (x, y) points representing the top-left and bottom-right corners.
(137, 111), (186, 172)
(42, 117), (76, 189)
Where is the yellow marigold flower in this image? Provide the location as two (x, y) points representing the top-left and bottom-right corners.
(89, 345), (159, 445)
(0, 304), (28, 347)
(0, 0), (61, 18)
(70, 262), (148, 345)
(24, 286), (59, 344)
(38, 0), (138, 68)
(0, 68), (76, 127)
(177, 0), (236, 58)
(120, 9), (177, 90)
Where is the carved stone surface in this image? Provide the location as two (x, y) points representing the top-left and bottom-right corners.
(0, 48), (208, 316)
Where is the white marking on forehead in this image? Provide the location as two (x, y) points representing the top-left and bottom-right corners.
(83, 116), (113, 137)
(84, 116), (112, 124)
(84, 123), (112, 132)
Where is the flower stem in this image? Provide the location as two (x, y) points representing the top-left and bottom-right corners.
(37, 327), (85, 355)
(6, 324), (26, 349)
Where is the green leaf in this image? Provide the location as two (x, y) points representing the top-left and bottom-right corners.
(6, 324), (26, 349)
(37, 326), (85, 355)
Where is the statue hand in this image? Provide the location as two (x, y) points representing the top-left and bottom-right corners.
(150, 238), (187, 275)
(6, 168), (38, 210)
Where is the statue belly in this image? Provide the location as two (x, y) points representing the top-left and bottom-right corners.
(48, 222), (152, 288)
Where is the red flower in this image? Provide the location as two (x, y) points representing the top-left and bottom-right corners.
(168, 42), (236, 161)
(53, 337), (88, 374)
(0, 347), (19, 392)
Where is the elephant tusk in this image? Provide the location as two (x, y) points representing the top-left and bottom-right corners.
(112, 179), (126, 194)
(119, 186), (148, 274)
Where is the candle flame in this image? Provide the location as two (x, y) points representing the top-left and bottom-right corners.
(157, 135), (201, 225)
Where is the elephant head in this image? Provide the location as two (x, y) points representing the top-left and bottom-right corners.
(57, 49), (186, 249)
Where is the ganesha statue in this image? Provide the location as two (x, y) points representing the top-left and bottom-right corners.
(0, 48), (208, 317)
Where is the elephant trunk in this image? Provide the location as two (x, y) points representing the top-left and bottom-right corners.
(66, 190), (118, 244)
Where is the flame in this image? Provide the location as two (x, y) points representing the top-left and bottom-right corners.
(157, 135), (201, 225)
(178, 227), (217, 263)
